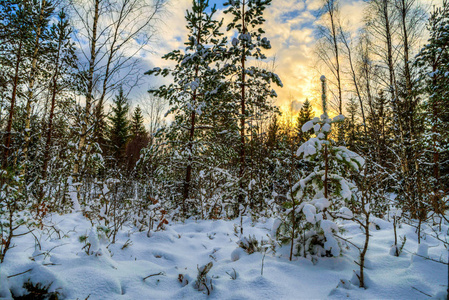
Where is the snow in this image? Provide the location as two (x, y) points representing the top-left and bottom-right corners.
(303, 204), (317, 223)
(338, 207), (353, 219)
(412, 243), (429, 262)
(271, 219), (282, 238)
(0, 213), (448, 299)
(190, 80), (199, 91)
(296, 138), (322, 158)
(67, 176), (81, 212)
(322, 123), (331, 132)
(301, 120), (314, 132)
(332, 115), (345, 122)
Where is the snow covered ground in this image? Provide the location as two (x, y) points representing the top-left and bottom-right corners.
(0, 213), (447, 299)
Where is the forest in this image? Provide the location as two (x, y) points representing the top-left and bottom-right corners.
(0, 0), (448, 299)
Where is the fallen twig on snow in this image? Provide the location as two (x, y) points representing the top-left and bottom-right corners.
(143, 271), (166, 281)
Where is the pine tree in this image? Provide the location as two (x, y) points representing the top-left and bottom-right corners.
(267, 114), (280, 150)
(22, 0), (56, 177)
(295, 99), (314, 144)
(415, 0), (449, 213)
(147, 0), (227, 217)
(108, 87), (130, 167)
(130, 105), (146, 137)
(38, 9), (78, 210)
(126, 105), (148, 171)
(0, 1), (35, 169)
(41, 9), (77, 182)
(223, 0), (282, 215)
(345, 97), (360, 150)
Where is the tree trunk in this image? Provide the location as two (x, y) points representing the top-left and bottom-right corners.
(2, 41), (23, 169)
(383, 0), (406, 174)
(182, 12), (203, 217)
(74, 0), (100, 184)
(41, 29), (62, 183)
(327, 2), (343, 143)
(341, 31), (367, 137)
(431, 61), (441, 212)
(22, 0), (47, 175)
(360, 217), (370, 288)
(289, 133), (296, 261)
(238, 0), (247, 209)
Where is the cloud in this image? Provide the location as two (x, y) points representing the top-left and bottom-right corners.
(138, 0), (368, 115)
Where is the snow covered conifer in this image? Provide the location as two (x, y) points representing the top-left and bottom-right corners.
(415, 1), (449, 214)
(223, 0), (283, 216)
(295, 99), (314, 144)
(275, 77), (364, 259)
(108, 87), (131, 169)
(146, 0), (228, 218)
(291, 114), (362, 257)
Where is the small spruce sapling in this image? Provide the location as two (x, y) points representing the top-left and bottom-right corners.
(276, 76), (364, 259)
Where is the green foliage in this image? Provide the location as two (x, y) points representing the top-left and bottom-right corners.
(14, 280), (60, 300)
(0, 168), (34, 262)
(415, 1), (449, 195)
(108, 87), (131, 166)
(275, 114), (363, 258)
(130, 106), (146, 137)
(344, 97), (361, 150)
(295, 99), (314, 143)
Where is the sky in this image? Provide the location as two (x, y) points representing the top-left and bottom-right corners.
(137, 0), (433, 115)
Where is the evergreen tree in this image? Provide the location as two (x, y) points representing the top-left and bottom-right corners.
(38, 9), (78, 209)
(223, 0), (282, 214)
(130, 105), (146, 137)
(267, 114), (281, 150)
(364, 89), (392, 171)
(344, 97), (360, 150)
(295, 99), (314, 144)
(22, 0), (56, 177)
(415, 0), (449, 212)
(108, 87), (130, 167)
(147, 0), (227, 217)
(275, 77), (363, 259)
(126, 105), (149, 171)
(275, 113), (364, 258)
(41, 9), (77, 181)
(0, 1), (35, 169)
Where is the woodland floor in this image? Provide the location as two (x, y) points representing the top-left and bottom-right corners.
(0, 213), (447, 299)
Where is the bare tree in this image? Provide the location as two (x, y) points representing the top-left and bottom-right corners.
(315, 0), (343, 117)
(138, 93), (166, 145)
(69, 0), (166, 195)
(315, 0), (345, 145)
(339, 23), (367, 137)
